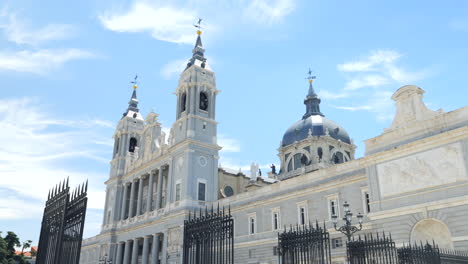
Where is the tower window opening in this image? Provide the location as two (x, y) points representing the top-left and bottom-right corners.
(181, 93), (187, 112)
(317, 147), (323, 161)
(199, 92), (208, 111)
(198, 182), (206, 201)
(129, 137), (137, 153)
(333, 152), (344, 164)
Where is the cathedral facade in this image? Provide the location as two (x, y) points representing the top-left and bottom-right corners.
(79, 31), (468, 264)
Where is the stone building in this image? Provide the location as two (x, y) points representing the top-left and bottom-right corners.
(79, 30), (468, 264)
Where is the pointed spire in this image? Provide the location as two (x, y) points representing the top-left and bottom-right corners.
(123, 75), (140, 118)
(303, 68), (324, 119)
(185, 18), (207, 70)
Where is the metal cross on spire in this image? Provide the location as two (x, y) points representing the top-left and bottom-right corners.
(130, 74), (138, 89)
(306, 68), (316, 83)
(194, 18), (203, 35)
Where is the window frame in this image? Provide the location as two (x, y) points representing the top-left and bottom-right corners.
(361, 187), (371, 214)
(175, 180), (181, 202)
(326, 194), (340, 220)
(197, 180), (207, 201)
(271, 207), (281, 231)
(248, 213), (256, 235)
(296, 201), (308, 225)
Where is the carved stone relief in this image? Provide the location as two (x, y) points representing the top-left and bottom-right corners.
(377, 143), (466, 197)
(167, 227), (182, 252)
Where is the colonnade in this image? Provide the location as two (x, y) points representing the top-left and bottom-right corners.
(120, 165), (167, 220)
(115, 233), (164, 264)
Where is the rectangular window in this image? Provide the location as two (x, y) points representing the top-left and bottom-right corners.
(175, 183), (181, 201)
(272, 210), (280, 231)
(332, 238), (343, 249)
(300, 207), (306, 225)
(330, 199), (338, 218)
(273, 212), (279, 230)
(273, 246), (278, 256)
(365, 192), (371, 213)
(249, 216), (256, 235)
(198, 182), (206, 201)
(297, 201), (308, 225)
(249, 249), (255, 258)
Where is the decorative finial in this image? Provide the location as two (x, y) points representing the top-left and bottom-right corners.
(306, 68), (316, 84)
(130, 75), (138, 89)
(194, 18), (203, 35)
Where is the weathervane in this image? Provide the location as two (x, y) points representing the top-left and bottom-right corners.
(194, 18), (203, 35)
(306, 68), (316, 84)
(131, 75), (138, 89)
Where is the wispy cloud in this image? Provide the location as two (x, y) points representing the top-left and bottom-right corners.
(0, 97), (113, 220)
(99, 0), (296, 43)
(244, 0), (296, 25)
(160, 58), (188, 79)
(320, 49), (434, 121)
(0, 13), (75, 46)
(0, 49), (94, 74)
(218, 134), (241, 153)
(99, 3), (197, 44)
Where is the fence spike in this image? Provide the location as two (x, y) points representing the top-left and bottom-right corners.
(66, 176), (69, 187)
(85, 179), (88, 192)
(228, 204), (231, 216)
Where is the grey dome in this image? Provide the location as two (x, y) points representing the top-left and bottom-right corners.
(282, 115), (351, 147)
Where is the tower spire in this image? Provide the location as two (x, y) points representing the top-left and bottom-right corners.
(185, 18), (207, 70)
(303, 69), (323, 119)
(123, 75), (140, 118)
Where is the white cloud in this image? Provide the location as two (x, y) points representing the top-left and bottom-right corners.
(99, 0), (296, 43)
(344, 75), (389, 90)
(0, 49), (94, 74)
(0, 97), (113, 221)
(99, 3), (197, 44)
(244, 0), (296, 24)
(218, 134), (241, 153)
(160, 58), (188, 79)
(0, 13), (75, 46)
(330, 50), (432, 120)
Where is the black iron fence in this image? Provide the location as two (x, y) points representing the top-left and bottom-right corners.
(347, 233), (398, 264)
(278, 222), (331, 264)
(36, 178), (88, 264)
(183, 206), (234, 264)
(347, 232), (468, 264)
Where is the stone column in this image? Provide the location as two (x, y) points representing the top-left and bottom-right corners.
(161, 232), (167, 264)
(142, 236), (150, 264)
(128, 181), (136, 218)
(151, 234), (160, 264)
(120, 183), (128, 220)
(147, 171), (154, 212)
(116, 242), (124, 264)
(155, 168), (163, 209)
(123, 241), (131, 264)
(131, 238), (139, 264)
(136, 177), (143, 216)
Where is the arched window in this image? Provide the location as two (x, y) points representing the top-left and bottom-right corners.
(332, 152), (344, 164)
(317, 147), (323, 161)
(180, 93), (187, 112)
(129, 137), (137, 153)
(287, 160), (293, 172)
(199, 92), (208, 111)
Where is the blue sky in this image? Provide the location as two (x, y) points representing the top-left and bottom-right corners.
(0, 0), (467, 245)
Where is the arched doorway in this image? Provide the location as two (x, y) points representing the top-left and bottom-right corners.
(411, 219), (453, 249)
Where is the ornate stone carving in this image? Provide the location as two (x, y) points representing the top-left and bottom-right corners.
(386, 85), (442, 131)
(377, 143), (466, 197)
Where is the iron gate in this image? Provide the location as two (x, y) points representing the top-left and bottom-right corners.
(36, 179), (88, 264)
(183, 206), (234, 264)
(347, 233), (399, 264)
(278, 222), (331, 264)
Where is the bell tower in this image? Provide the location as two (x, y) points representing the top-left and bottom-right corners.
(169, 22), (221, 204)
(110, 78), (145, 179)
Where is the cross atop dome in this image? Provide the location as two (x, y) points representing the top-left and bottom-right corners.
(303, 68), (323, 118)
